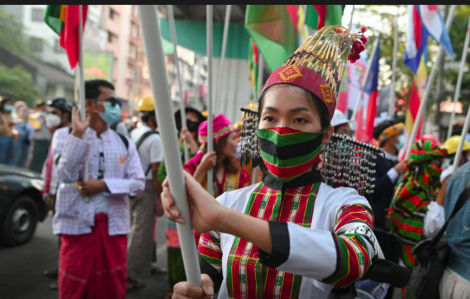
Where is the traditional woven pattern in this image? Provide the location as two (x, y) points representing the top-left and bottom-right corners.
(378, 122), (404, 142)
(257, 127), (323, 183)
(225, 182), (319, 298)
(388, 140), (446, 268)
(322, 204), (374, 286)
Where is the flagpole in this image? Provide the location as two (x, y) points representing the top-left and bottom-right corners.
(78, 4), (90, 203)
(252, 52), (264, 185)
(168, 5), (189, 163)
(388, 5), (399, 120)
(215, 5), (231, 115)
(350, 37), (380, 123)
(349, 5), (355, 29)
(447, 15), (470, 140)
(405, 5), (457, 160)
(207, 5), (214, 193)
(452, 97), (470, 175)
(138, 5), (201, 286)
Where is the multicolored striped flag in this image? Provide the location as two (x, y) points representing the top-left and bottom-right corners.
(245, 5), (299, 72)
(363, 40), (381, 144)
(305, 5), (344, 30)
(44, 5), (88, 69)
(400, 56), (427, 160)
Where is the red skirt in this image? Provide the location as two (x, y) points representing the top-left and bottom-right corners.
(58, 214), (127, 299)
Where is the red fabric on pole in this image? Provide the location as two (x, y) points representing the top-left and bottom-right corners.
(59, 5), (88, 69)
(409, 80), (423, 137)
(58, 214), (127, 299)
(286, 5), (298, 27)
(364, 90), (378, 144)
(312, 5), (328, 29)
(354, 106), (364, 142)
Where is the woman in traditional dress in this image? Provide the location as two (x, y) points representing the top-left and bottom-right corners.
(389, 140), (447, 268)
(184, 113), (250, 197)
(160, 26), (399, 299)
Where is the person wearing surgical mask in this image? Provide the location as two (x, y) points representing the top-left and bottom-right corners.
(52, 79), (145, 298)
(370, 119), (407, 279)
(0, 97), (16, 164)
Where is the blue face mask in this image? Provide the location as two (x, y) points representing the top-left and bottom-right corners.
(396, 135), (406, 151)
(4, 105), (14, 113)
(99, 102), (121, 125)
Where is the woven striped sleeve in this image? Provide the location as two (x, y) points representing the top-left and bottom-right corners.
(198, 231), (222, 273)
(322, 204), (376, 286)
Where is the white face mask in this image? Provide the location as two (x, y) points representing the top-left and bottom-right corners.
(45, 114), (61, 129)
(396, 135), (406, 151)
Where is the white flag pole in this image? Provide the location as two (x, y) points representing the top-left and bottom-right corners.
(78, 5), (89, 203)
(405, 5), (457, 160)
(447, 15), (470, 140)
(350, 37), (380, 122)
(138, 5), (201, 286)
(215, 5), (231, 114)
(388, 5), (400, 120)
(207, 5), (214, 193)
(349, 5), (355, 29)
(168, 5), (189, 163)
(251, 53), (264, 185)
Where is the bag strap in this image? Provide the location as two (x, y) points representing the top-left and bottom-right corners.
(144, 164), (152, 177)
(430, 179), (470, 246)
(135, 131), (158, 150)
(116, 133), (129, 151)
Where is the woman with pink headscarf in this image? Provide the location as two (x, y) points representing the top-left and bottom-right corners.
(184, 113), (250, 196)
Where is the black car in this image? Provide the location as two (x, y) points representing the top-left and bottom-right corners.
(0, 165), (46, 246)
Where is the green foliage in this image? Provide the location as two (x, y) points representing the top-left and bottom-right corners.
(0, 5), (28, 54)
(0, 64), (41, 106)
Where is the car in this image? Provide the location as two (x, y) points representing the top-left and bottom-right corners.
(0, 164), (46, 246)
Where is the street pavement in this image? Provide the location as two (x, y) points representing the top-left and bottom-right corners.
(0, 214), (170, 299)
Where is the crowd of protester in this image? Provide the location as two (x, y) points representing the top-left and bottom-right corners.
(2, 78), (470, 299)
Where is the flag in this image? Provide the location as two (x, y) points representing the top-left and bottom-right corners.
(347, 60), (367, 113)
(44, 5), (88, 69)
(418, 5), (453, 59)
(400, 56), (427, 160)
(297, 6), (309, 45)
(305, 5), (344, 30)
(336, 65), (349, 113)
(404, 5), (453, 74)
(363, 40), (381, 144)
(245, 5), (298, 72)
(248, 38), (259, 96)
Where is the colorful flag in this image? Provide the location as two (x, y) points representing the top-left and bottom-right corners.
(401, 56), (427, 160)
(305, 5), (344, 30)
(404, 5), (453, 74)
(363, 41), (381, 144)
(297, 6), (309, 45)
(248, 38), (259, 96)
(418, 5), (453, 59)
(245, 5), (298, 72)
(44, 5), (88, 69)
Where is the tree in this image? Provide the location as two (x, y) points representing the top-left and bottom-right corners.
(0, 64), (41, 105)
(0, 5), (28, 55)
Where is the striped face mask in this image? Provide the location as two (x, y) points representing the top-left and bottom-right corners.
(257, 127), (324, 183)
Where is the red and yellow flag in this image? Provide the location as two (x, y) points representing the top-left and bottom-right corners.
(44, 5), (88, 69)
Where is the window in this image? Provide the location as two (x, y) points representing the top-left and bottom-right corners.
(108, 31), (113, 43)
(131, 5), (138, 17)
(30, 37), (43, 52)
(54, 38), (65, 54)
(109, 8), (116, 20)
(130, 44), (137, 59)
(31, 8), (44, 22)
(131, 23), (139, 39)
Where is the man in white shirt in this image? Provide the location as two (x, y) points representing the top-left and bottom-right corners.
(127, 97), (164, 289)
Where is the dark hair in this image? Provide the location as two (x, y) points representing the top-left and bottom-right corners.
(0, 97), (13, 113)
(141, 111), (155, 123)
(85, 80), (115, 100)
(257, 84), (331, 131)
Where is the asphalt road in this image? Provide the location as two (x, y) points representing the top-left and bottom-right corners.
(0, 214), (170, 299)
